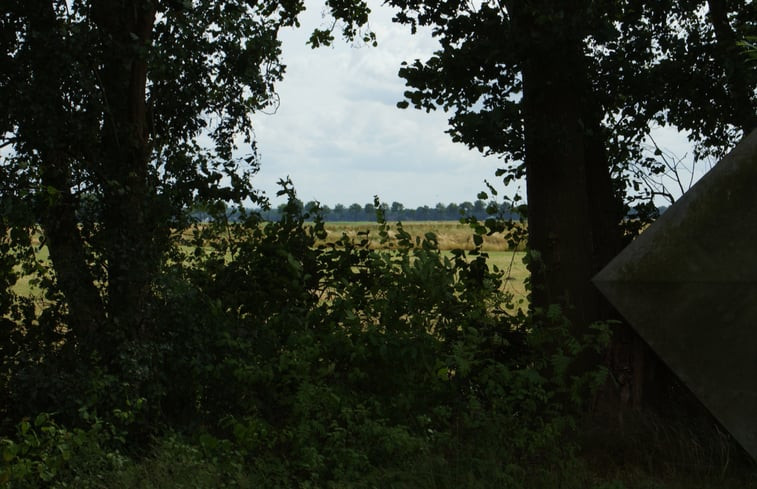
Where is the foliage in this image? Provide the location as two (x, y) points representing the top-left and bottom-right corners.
(3, 3), (612, 482)
(740, 36), (757, 63)
(389, 0), (756, 215)
(2, 0), (753, 486)
(1, 182), (610, 487)
(0, 0), (375, 372)
(156, 186), (607, 486)
(5, 183), (755, 487)
(600, 1), (756, 164)
(0, 412), (127, 488)
(385, 0), (755, 413)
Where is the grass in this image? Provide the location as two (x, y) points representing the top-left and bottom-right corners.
(8, 240), (48, 300)
(470, 250), (529, 299)
(314, 221), (530, 304)
(48, 432), (757, 489)
(321, 220), (526, 252)
(10, 221), (531, 300)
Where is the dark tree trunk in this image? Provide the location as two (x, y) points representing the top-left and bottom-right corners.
(581, 91), (654, 408)
(27, 1), (105, 339)
(510, 2), (661, 409)
(38, 157), (106, 340)
(93, 0), (158, 342)
(513, 4), (617, 332)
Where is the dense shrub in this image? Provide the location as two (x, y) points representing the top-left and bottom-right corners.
(0, 412), (128, 488)
(0, 183), (608, 487)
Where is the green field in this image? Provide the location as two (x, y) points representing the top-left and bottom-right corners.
(321, 220), (526, 252)
(10, 221), (530, 301)
(322, 221), (529, 299)
(476, 250), (529, 299)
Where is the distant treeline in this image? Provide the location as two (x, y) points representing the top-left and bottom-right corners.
(257, 199), (522, 222)
(193, 199), (669, 223)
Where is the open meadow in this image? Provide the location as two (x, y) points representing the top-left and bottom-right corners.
(10, 220), (530, 300)
(321, 220), (529, 299)
(321, 220), (526, 252)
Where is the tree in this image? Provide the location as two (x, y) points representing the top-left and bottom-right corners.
(391, 0), (624, 331)
(1, 0), (372, 358)
(471, 200), (487, 219)
(348, 203), (363, 220)
(304, 200), (321, 216)
(415, 205), (431, 220)
(596, 1), (756, 164)
(446, 202), (460, 220)
(390, 201), (404, 220)
(332, 203), (346, 220)
(364, 202), (376, 218)
(388, 0), (755, 402)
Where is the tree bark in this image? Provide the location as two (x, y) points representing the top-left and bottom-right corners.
(513, 4), (614, 332)
(38, 157), (106, 340)
(510, 3), (661, 408)
(93, 0), (159, 340)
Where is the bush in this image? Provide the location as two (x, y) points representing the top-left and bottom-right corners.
(0, 412), (127, 488)
(1, 183), (608, 488)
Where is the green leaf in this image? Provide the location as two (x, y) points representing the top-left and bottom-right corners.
(2, 443), (18, 463)
(286, 253), (303, 272)
(34, 413), (49, 428)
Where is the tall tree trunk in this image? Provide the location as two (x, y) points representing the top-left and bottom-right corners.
(38, 156), (106, 340)
(581, 92), (652, 408)
(93, 0), (158, 342)
(27, 1), (105, 340)
(512, 3), (653, 405)
(514, 6), (608, 332)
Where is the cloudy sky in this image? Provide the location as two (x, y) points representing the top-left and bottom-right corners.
(249, 0), (701, 209)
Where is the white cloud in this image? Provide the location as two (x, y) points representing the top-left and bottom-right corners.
(249, 0), (504, 208)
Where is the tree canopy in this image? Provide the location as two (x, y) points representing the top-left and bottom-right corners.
(389, 0), (755, 305)
(2, 1), (757, 485)
(388, 0), (755, 403)
(0, 0), (373, 347)
(391, 0), (756, 172)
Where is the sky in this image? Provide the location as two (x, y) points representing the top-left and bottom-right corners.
(248, 0), (703, 209)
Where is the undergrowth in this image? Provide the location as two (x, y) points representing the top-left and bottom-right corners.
(1, 182), (750, 488)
